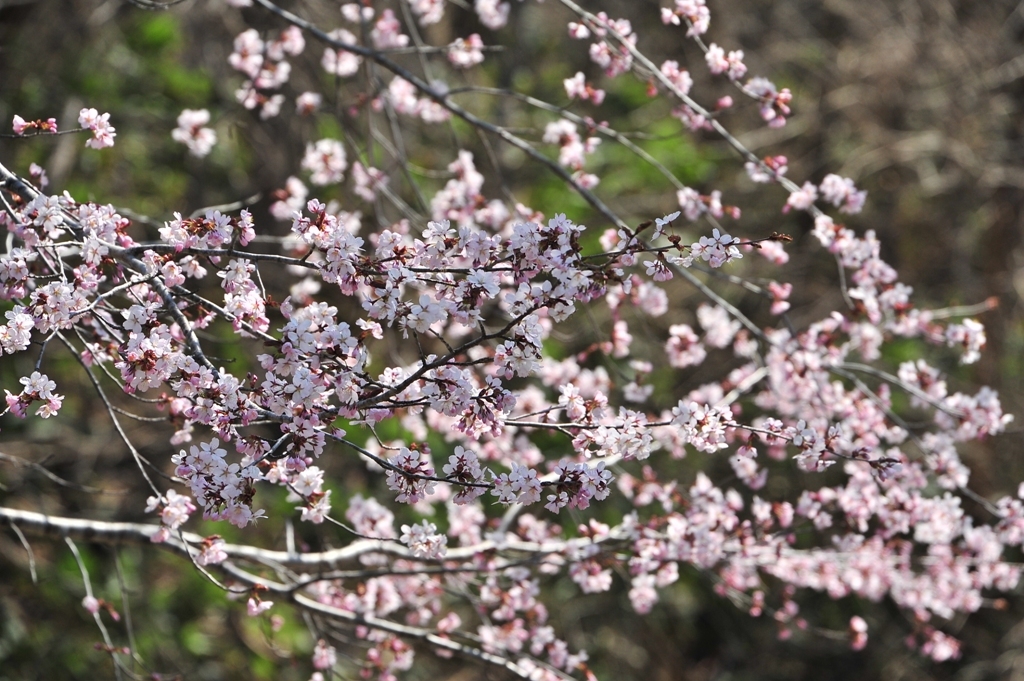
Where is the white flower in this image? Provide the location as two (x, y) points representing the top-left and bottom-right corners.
(400, 520), (448, 558)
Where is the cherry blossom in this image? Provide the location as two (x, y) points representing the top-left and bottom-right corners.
(11, 115), (57, 135)
(400, 520), (448, 559)
(77, 108), (116, 149)
(171, 109), (217, 158)
(448, 34), (486, 69)
(408, 0), (444, 26)
(302, 139), (348, 185)
(321, 29), (361, 77)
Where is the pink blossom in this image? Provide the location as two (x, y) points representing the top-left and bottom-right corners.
(408, 0), (444, 26)
(312, 639), (337, 670)
(11, 115), (57, 135)
(386, 448), (437, 504)
(705, 43), (728, 74)
(690, 229), (743, 268)
(400, 520), (448, 559)
(563, 72), (606, 104)
(229, 29), (263, 79)
(246, 597), (273, 616)
(82, 595), (100, 615)
(78, 108), (116, 149)
(475, 0), (509, 30)
(321, 29), (361, 77)
(302, 139), (347, 185)
(785, 181), (818, 212)
(12, 115), (29, 135)
(269, 176), (308, 221)
(352, 162), (389, 202)
(660, 60), (693, 96)
(491, 462), (541, 505)
(196, 537), (228, 566)
(921, 630), (961, 662)
(448, 34), (485, 68)
(171, 109), (217, 158)
(945, 318), (985, 364)
(295, 91), (322, 116)
(567, 22), (590, 40)
(442, 446), (487, 504)
(666, 324), (706, 368)
(340, 3), (373, 22)
(768, 281), (793, 315)
(371, 10), (409, 49)
(819, 174), (867, 214)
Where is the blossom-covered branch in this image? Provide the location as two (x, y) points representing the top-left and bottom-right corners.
(0, 0), (1016, 677)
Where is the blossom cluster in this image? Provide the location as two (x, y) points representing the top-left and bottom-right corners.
(1, 0), (1017, 678)
(171, 109), (217, 158)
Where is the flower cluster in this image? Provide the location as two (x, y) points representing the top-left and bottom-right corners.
(4, 371), (63, 418)
(145, 489), (197, 543)
(171, 109), (217, 158)
(172, 439), (264, 528)
(11, 115), (58, 135)
(1, 0), (1018, 678)
(385, 448), (437, 504)
(77, 108), (116, 149)
(400, 520), (448, 559)
(230, 26), (305, 118)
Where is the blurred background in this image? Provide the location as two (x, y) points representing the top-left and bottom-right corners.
(1, 0), (1023, 679)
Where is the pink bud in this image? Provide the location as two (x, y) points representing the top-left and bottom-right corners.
(82, 595), (100, 614)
